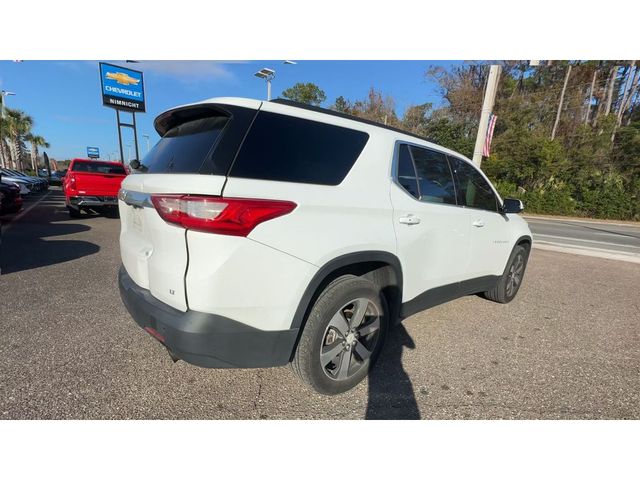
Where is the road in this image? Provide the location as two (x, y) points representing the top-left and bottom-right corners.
(1, 188), (639, 419)
(526, 215), (640, 262)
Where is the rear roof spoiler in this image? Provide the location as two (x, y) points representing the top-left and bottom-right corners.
(154, 104), (238, 136)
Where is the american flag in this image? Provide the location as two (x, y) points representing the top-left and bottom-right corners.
(482, 113), (497, 157)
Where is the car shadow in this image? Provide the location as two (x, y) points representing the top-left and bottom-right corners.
(365, 323), (421, 420)
(0, 216), (100, 275)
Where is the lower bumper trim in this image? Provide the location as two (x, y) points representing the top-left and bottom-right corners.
(70, 196), (118, 207)
(118, 266), (298, 369)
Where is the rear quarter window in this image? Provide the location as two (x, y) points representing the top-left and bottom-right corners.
(141, 116), (228, 173)
(229, 111), (369, 185)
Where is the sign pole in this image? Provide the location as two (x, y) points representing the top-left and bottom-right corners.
(116, 109), (125, 163)
(132, 112), (140, 161)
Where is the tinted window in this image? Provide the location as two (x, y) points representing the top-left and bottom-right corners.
(71, 161), (126, 175)
(409, 146), (457, 205)
(141, 116), (228, 173)
(450, 157), (498, 211)
(396, 144), (419, 198)
(230, 111), (369, 185)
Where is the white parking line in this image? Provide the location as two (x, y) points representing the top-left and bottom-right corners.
(533, 241), (640, 264)
(0, 190), (53, 234)
(524, 215), (640, 229)
(534, 233), (640, 249)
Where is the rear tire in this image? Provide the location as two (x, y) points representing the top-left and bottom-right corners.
(484, 244), (529, 303)
(292, 275), (388, 395)
(67, 206), (82, 218)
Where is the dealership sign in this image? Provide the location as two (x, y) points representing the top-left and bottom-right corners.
(87, 146), (100, 159)
(99, 62), (145, 112)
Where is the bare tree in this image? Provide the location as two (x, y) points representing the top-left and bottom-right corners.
(603, 66), (618, 115)
(612, 61), (637, 141)
(584, 66), (598, 125)
(551, 64), (572, 140)
(620, 63), (639, 125)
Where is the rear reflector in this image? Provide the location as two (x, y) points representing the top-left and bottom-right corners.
(144, 326), (166, 344)
(150, 195), (296, 236)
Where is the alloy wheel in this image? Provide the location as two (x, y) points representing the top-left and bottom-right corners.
(506, 252), (525, 297)
(320, 298), (381, 381)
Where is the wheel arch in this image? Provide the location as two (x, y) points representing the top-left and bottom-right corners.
(515, 234), (533, 251)
(288, 251), (403, 361)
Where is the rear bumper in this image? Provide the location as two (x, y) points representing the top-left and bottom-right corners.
(118, 265), (299, 368)
(69, 195), (118, 207)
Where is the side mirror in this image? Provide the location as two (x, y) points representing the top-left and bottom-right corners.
(501, 198), (524, 214)
(129, 159), (141, 170)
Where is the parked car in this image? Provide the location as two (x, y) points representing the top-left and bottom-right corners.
(0, 169), (35, 195)
(117, 97), (532, 395)
(1, 177), (29, 196)
(1, 168), (47, 191)
(63, 159), (128, 217)
(9, 168), (49, 190)
(0, 180), (23, 214)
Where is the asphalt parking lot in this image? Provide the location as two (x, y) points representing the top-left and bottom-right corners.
(1, 187), (639, 419)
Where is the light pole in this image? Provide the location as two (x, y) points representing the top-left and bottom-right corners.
(254, 68), (276, 101)
(1, 90), (16, 169)
(142, 134), (150, 154)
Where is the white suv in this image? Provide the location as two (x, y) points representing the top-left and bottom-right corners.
(118, 97), (532, 395)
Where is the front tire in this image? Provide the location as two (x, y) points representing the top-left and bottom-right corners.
(292, 276), (388, 395)
(484, 244), (530, 303)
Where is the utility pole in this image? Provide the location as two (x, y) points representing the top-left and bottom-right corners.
(551, 64), (572, 140)
(142, 134), (150, 154)
(472, 64), (501, 167)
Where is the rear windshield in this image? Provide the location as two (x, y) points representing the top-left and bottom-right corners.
(71, 162), (126, 175)
(230, 111), (369, 185)
(140, 116), (228, 173)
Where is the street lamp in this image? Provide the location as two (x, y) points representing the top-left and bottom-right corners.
(254, 68), (276, 101)
(142, 134), (150, 154)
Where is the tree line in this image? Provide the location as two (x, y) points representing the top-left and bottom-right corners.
(0, 107), (50, 173)
(282, 60), (640, 220)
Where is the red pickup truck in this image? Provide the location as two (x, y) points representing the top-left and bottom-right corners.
(63, 159), (128, 218)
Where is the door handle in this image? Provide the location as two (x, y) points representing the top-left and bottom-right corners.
(472, 219), (485, 227)
(399, 215), (421, 225)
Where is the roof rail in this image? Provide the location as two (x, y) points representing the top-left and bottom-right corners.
(270, 98), (435, 143)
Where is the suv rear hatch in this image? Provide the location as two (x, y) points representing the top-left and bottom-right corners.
(118, 100), (260, 311)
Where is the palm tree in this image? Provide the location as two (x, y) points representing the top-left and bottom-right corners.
(4, 108), (33, 171)
(25, 133), (50, 172)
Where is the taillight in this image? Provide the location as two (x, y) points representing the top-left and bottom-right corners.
(150, 195), (296, 236)
(68, 174), (76, 189)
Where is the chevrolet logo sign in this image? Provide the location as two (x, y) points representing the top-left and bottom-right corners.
(105, 71), (141, 86)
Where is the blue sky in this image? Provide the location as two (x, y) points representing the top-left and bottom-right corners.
(0, 60), (461, 160)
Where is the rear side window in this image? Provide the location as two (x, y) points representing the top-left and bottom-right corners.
(141, 116), (228, 173)
(396, 144), (419, 198)
(450, 157), (498, 211)
(71, 162), (126, 175)
(409, 146), (457, 205)
(230, 111), (369, 185)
